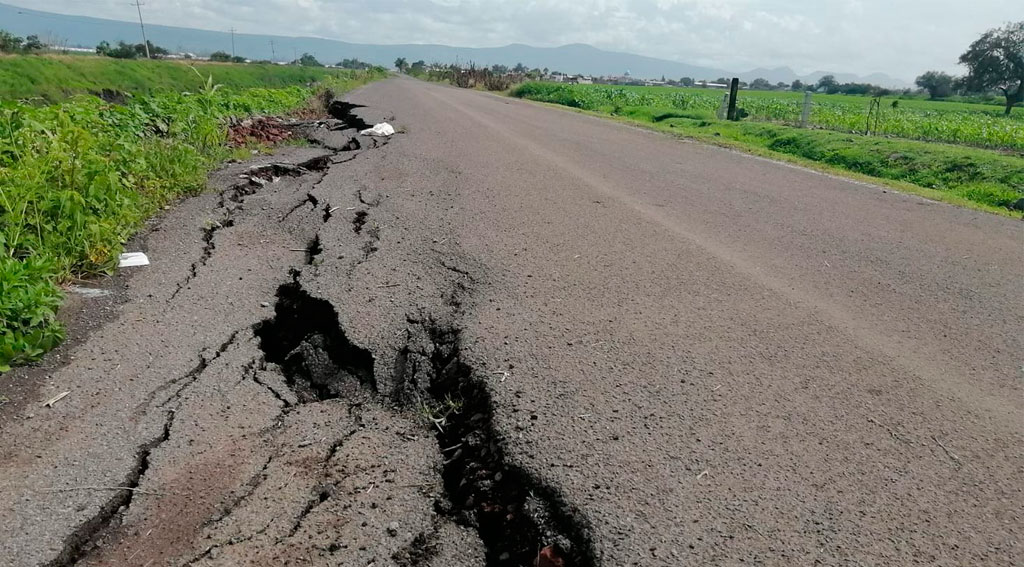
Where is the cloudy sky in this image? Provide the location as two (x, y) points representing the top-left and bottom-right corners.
(9, 1), (1013, 78)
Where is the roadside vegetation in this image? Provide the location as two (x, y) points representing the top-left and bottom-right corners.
(0, 58), (386, 370)
(511, 83), (1023, 150)
(0, 55), (358, 102)
(512, 82), (1023, 212)
(512, 22), (1023, 214)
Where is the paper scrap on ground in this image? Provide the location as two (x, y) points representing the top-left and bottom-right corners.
(68, 286), (112, 298)
(118, 252), (150, 268)
(360, 122), (396, 137)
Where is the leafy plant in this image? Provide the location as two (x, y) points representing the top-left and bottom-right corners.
(0, 67), (386, 371)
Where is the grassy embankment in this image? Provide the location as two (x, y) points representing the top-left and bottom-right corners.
(511, 82), (1024, 215)
(0, 54), (355, 101)
(0, 55), (387, 370)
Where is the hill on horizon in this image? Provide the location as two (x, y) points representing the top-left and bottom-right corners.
(0, 3), (913, 87)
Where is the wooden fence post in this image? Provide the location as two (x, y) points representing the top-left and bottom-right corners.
(727, 78), (739, 121)
(800, 91), (812, 127)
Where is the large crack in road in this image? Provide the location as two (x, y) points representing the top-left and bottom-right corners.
(7, 77), (1016, 567)
(2, 95), (596, 567)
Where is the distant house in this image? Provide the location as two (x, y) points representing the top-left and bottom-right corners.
(697, 81), (730, 89)
(567, 75), (594, 85)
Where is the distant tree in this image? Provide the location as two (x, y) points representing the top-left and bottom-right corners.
(231, 55), (246, 63)
(915, 70), (955, 99)
(23, 34), (43, 51)
(837, 82), (873, 95)
(680, 77), (694, 87)
(338, 58), (371, 70)
(750, 77), (772, 90)
(513, 62), (528, 74)
(715, 77), (730, 85)
(1, 30), (25, 53)
(790, 79), (805, 91)
(209, 51), (233, 62)
(491, 64), (508, 74)
(816, 74), (839, 93)
(958, 21), (1023, 115)
(409, 60), (427, 75)
(394, 57), (408, 72)
(296, 53), (322, 67)
(542, 67), (549, 75)
(97, 40), (141, 59)
(776, 81), (788, 90)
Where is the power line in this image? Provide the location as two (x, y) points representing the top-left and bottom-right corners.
(129, 1), (149, 58)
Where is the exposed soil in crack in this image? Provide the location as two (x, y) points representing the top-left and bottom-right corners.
(327, 101), (374, 131)
(251, 273), (596, 565)
(305, 234), (324, 265)
(397, 317), (598, 567)
(352, 210), (369, 234)
(254, 278), (376, 402)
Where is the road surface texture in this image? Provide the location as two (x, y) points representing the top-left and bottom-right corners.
(1, 77), (1021, 567)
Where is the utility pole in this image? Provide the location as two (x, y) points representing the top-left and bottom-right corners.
(269, 39), (276, 63)
(230, 27), (236, 58)
(130, 1), (150, 58)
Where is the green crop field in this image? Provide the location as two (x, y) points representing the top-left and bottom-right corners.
(513, 83), (1024, 151)
(512, 82), (1024, 214)
(0, 55), (362, 102)
(0, 58), (386, 370)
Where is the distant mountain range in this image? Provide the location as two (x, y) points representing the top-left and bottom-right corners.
(0, 3), (913, 88)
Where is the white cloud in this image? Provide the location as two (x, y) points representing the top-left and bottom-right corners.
(8, 0), (1012, 78)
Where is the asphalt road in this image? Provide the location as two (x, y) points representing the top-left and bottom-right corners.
(1, 77), (1021, 566)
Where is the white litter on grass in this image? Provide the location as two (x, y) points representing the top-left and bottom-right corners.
(359, 122), (395, 137)
(118, 252), (150, 268)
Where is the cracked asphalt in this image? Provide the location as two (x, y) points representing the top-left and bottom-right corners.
(1, 77), (1021, 566)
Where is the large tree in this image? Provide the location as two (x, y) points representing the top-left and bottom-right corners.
(394, 57), (408, 72)
(915, 71), (955, 99)
(816, 75), (839, 94)
(959, 21), (1023, 115)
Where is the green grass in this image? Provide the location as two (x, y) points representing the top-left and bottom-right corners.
(512, 83), (1024, 215)
(0, 54), (358, 102)
(512, 82), (1024, 151)
(0, 66), (386, 371)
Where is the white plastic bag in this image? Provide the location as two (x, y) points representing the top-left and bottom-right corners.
(118, 252), (150, 267)
(359, 122), (395, 137)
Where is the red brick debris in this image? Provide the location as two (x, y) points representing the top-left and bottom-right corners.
(228, 117), (292, 147)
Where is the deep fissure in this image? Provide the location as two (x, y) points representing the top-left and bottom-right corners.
(254, 280), (376, 402)
(327, 101), (374, 131)
(305, 235), (323, 265)
(402, 319), (598, 567)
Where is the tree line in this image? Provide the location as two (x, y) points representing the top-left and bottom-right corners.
(0, 30), (45, 53)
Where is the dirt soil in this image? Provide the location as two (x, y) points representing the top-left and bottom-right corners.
(1, 78), (1021, 567)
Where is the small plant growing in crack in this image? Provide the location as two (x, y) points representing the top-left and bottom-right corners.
(419, 393), (463, 433)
